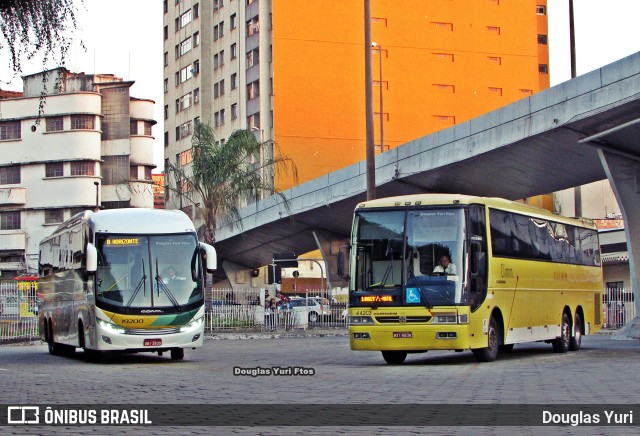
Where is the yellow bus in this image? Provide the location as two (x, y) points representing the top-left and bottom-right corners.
(346, 194), (602, 364)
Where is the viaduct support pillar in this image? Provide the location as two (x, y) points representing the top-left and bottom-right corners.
(598, 149), (640, 339)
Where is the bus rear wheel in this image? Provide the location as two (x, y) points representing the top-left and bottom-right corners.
(552, 313), (571, 353)
(171, 348), (185, 360)
(472, 317), (499, 362)
(569, 313), (582, 351)
(382, 351), (407, 365)
(47, 319), (63, 356)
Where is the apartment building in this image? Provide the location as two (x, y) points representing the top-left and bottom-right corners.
(0, 68), (156, 277)
(164, 0), (550, 215)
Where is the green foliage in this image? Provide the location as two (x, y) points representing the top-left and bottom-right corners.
(166, 123), (297, 244)
(0, 0), (83, 82)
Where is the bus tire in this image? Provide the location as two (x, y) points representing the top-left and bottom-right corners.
(552, 313), (571, 353)
(382, 351), (407, 365)
(47, 319), (63, 356)
(569, 313), (582, 351)
(472, 317), (499, 362)
(171, 348), (185, 360)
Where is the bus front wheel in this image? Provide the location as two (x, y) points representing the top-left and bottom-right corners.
(552, 313), (571, 353)
(171, 348), (185, 360)
(382, 351), (407, 365)
(472, 317), (499, 362)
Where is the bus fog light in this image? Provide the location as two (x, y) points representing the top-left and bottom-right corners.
(101, 335), (112, 344)
(437, 332), (457, 339)
(353, 332), (371, 339)
(348, 316), (374, 325)
(192, 333), (201, 342)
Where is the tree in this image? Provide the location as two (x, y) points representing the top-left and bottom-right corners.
(166, 123), (297, 245)
(0, 0), (83, 82)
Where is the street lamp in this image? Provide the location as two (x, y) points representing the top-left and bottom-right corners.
(93, 181), (100, 211)
(372, 42), (384, 153)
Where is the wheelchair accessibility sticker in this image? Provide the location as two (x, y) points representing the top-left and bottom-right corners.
(406, 287), (421, 303)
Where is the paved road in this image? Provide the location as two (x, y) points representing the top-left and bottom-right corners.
(1, 332), (639, 435)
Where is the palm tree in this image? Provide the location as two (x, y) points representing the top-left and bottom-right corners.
(165, 122), (297, 245)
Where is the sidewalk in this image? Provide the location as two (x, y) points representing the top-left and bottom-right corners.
(207, 327), (348, 341)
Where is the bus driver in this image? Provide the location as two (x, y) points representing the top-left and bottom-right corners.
(433, 254), (457, 276)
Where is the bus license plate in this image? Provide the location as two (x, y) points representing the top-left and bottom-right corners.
(393, 332), (412, 339)
(144, 339), (162, 346)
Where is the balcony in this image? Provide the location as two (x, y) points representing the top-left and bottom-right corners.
(0, 187), (26, 205)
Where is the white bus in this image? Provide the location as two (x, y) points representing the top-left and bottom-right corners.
(38, 208), (216, 360)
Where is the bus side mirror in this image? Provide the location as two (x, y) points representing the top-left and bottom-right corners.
(337, 245), (350, 279)
(199, 242), (217, 273)
(470, 241), (486, 278)
(86, 243), (98, 273)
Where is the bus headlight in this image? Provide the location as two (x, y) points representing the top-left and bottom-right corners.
(97, 318), (126, 335)
(180, 316), (204, 333)
(348, 316), (374, 325)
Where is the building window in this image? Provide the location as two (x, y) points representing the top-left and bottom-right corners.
(0, 211), (20, 230)
(164, 105), (169, 120)
(176, 121), (192, 140)
(220, 50), (225, 66)
(214, 82), (219, 98)
(70, 115), (94, 130)
(144, 167), (152, 181)
(432, 52), (454, 62)
(538, 34), (548, 45)
(0, 121), (21, 140)
(194, 116), (200, 125)
(536, 5), (546, 15)
(247, 113), (260, 129)
(487, 26), (501, 35)
(231, 43), (237, 59)
(432, 22), (453, 31)
(164, 78), (168, 93)
(489, 87), (503, 96)
(231, 73), (238, 89)
(539, 64), (549, 74)
(144, 121), (152, 136)
(247, 48), (258, 67)
(164, 0), (168, 13)
(164, 131), (169, 147)
(179, 149), (193, 166)
(194, 88), (200, 104)
(130, 166), (139, 180)
(177, 92), (192, 112)
(219, 21), (224, 37)
(193, 31), (200, 47)
(220, 109), (226, 125)
(214, 24), (219, 40)
(247, 17), (259, 37)
(520, 89), (533, 96)
(487, 56), (502, 65)
(130, 120), (138, 135)
(231, 103), (238, 120)
(70, 161), (95, 176)
(220, 79), (225, 96)
(0, 165), (20, 184)
(45, 162), (63, 178)
(102, 155), (129, 184)
(164, 52), (168, 66)
(44, 209), (64, 224)
(164, 25), (168, 40)
(247, 81), (259, 100)
(46, 117), (63, 132)
(179, 9), (192, 29)
(214, 53), (219, 69)
(230, 13), (237, 30)
(193, 3), (199, 18)
(178, 36), (192, 57)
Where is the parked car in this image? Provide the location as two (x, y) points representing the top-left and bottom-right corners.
(281, 297), (331, 323)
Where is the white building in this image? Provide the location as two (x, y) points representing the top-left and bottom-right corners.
(0, 68), (156, 277)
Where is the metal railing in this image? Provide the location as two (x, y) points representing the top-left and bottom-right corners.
(0, 282), (39, 343)
(602, 287), (636, 329)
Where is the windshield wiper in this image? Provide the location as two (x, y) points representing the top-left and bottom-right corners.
(155, 258), (181, 310)
(125, 259), (147, 308)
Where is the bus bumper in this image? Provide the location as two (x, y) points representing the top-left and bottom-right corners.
(94, 324), (204, 352)
(349, 325), (470, 352)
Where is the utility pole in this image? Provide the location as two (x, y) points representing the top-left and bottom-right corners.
(364, 0), (376, 200)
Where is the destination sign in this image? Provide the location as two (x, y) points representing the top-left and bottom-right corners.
(106, 238), (140, 246)
(359, 295), (395, 303)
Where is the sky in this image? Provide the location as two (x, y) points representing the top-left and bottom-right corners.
(1, 0), (640, 169)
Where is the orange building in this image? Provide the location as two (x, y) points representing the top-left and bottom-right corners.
(271, 0), (549, 189)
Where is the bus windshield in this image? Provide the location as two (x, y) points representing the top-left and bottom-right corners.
(95, 233), (202, 311)
(352, 208), (465, 307)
